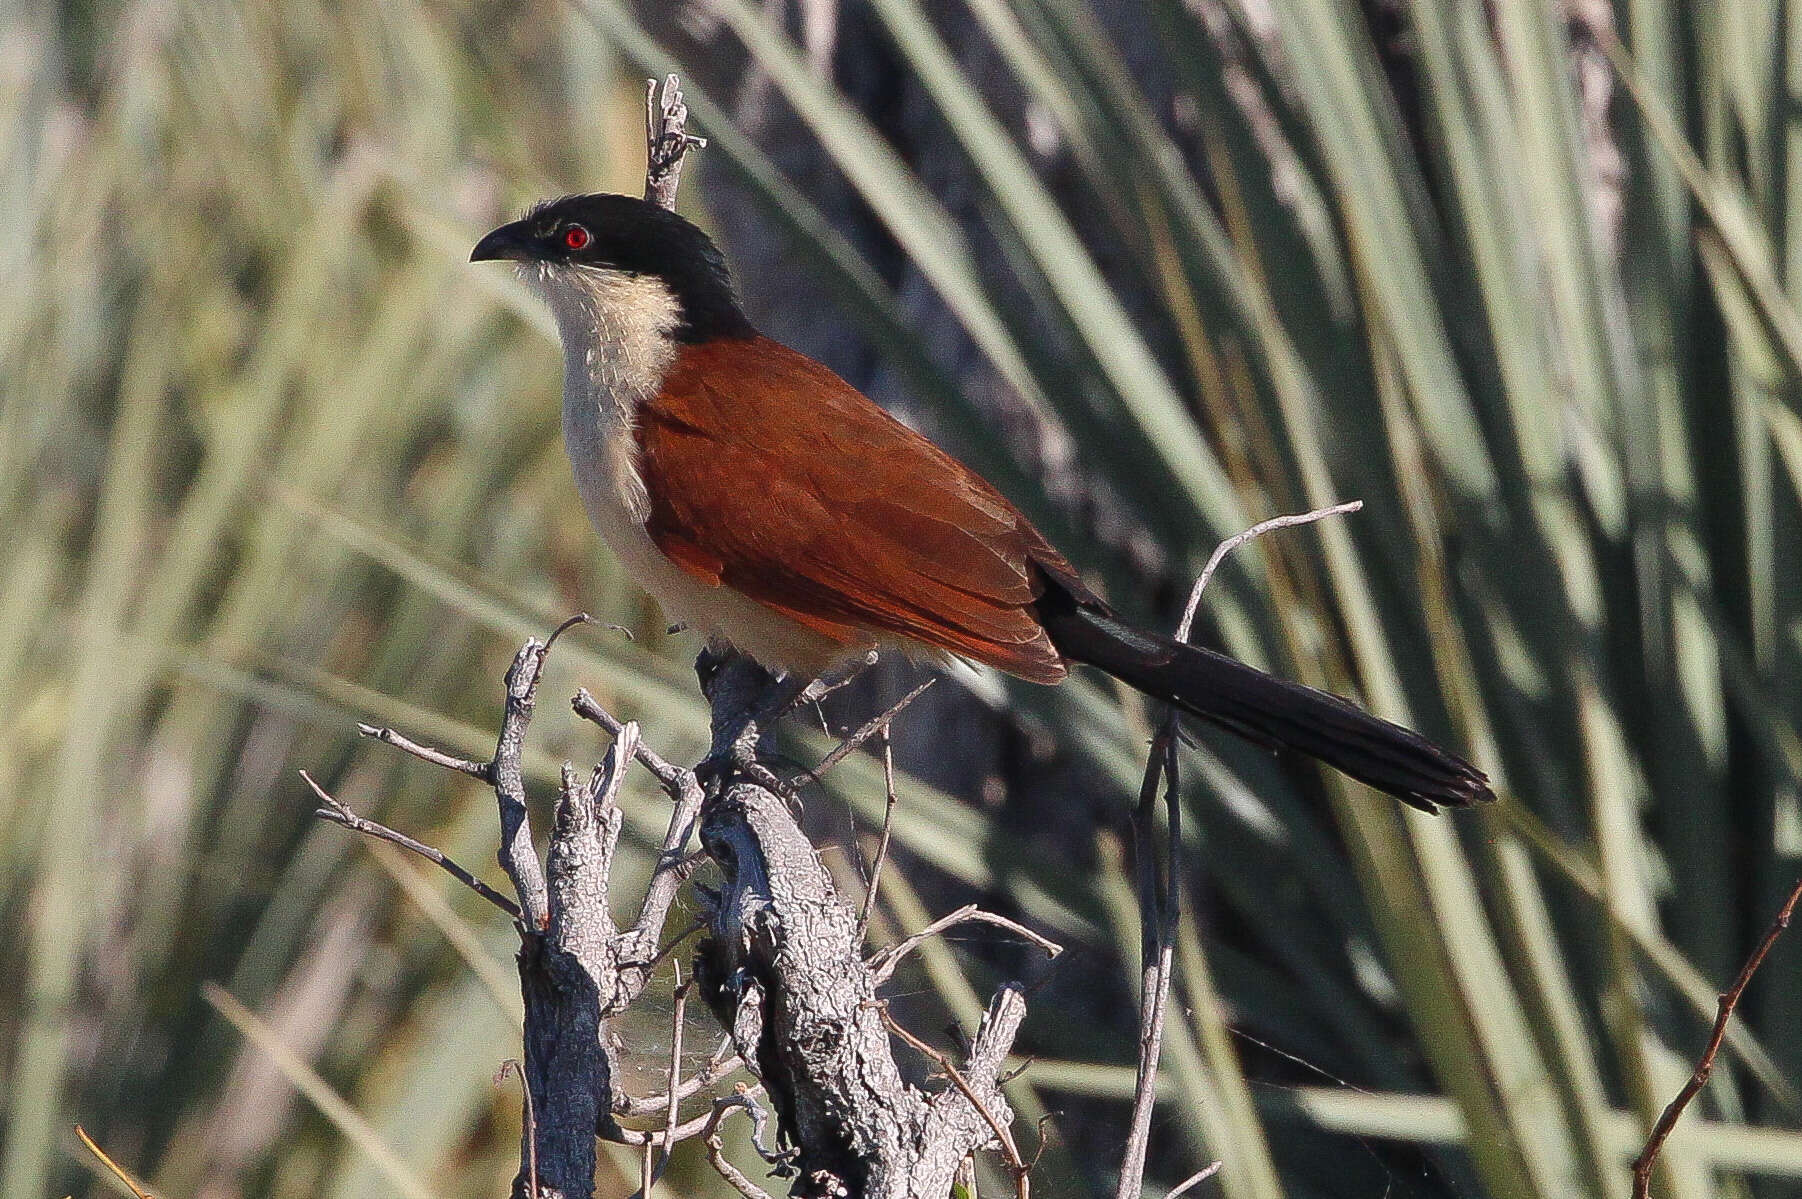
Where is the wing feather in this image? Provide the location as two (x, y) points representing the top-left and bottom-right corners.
(636, 337), (1075, 683)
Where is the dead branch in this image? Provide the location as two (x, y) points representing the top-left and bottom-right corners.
(1631, 870), (1802, 1198)
(1115, 501), (1362, 1199)
(302, 771), (521, 919)
(868, 904), (1063, 986)
(336, 624), (713, 1199)
(645, 74), (706, 211)
(691, 650), (1040, 1199)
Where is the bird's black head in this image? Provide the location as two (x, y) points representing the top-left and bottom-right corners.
(471, 193), (754, 343)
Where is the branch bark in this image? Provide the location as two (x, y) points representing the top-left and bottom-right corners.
(691, 652), (1037, 1199)
(348, 630), (710, 1199)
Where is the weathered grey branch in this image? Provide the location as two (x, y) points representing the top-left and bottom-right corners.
(339, 624), (719, 1199)
(302, 770), (521, 919)
(867, 905), (1062, 987)
(692, 650), (1039, 1199)
(645, 74), (706, 211)
(493, 639), (554, 927)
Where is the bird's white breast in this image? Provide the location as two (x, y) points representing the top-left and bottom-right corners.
(525, 263), (850, 676)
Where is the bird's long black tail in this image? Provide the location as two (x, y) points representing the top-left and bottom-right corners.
(1039, 600), (1493, 812)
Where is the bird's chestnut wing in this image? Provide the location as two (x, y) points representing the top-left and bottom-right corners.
(636, 336), (1072, 684)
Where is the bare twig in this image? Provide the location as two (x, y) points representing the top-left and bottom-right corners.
(1116, 501), (1362, 1199)
(1117, 736), (1181, 1199)
(868, 903), (1064, 986)
(880, 1005), (1029, 1199)
(794, 679), (935, 787)
(497, 1060), (538, 1199)
(1631, 870), (1802, 1198)
(356, 723), (491, 781)
(302, 771), (521, 919)
(1166, 1162), (1224, 1199)
(613, 1047), (749, 1119)
(573, 688), (696, 794)
(703, 1092), (780, 1199)
(75, 1125), (156, 1199)
(1181, 500), (1363, 639)
(665, 982), (690, 1175)
(855, 729), (900, 942)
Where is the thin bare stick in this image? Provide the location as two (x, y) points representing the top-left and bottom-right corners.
(497, 1060), (538, 1199)
(613, 1051), (750, 1119)
(794, 679), (935, 787)
(1116, 500), (1362, 1199)
(356, 723), (491, 781)
(1179, 500), (1363, 641)
(572, 688), (695, 794)
(611, 1109), (720, 1149)
(75, 1125), (156, 1199)
(664, 982), (691, 1178)
(303, 771), (521, 919)
(703, 1093), (780, 1199)
(880, 1006), (1029, 1199)
(1117, 739), (1180, 1199)
(1632, 870), (1802, 1198)
(868, 904), (1064, 986)
(1165, 1161), (1224, 1199)
(855, 729), (900, 942)
(642, 918), (705, 974)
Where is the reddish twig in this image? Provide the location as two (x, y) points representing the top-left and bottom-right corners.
(879, 1005), (1030, 1199)
(1631, 870), (1802, 1198)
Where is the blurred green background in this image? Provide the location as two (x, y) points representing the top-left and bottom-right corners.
(7, 0), (1802, 1197)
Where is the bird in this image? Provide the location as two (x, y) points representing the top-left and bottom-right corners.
(471, 192), (1493, 812)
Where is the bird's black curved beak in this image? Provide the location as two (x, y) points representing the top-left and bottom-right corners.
(470, 220), (535, 263)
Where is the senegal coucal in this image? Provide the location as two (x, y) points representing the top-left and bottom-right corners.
(472, 193), (1492, 812)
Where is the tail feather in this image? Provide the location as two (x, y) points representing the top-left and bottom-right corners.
(1041, 602), (1493, 813)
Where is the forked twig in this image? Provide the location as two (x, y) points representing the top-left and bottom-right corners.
(572, 688), (696, 793)
(1631, 870), (1802, 1198)
(868, 903), (1063, 985)
(1116, 501), (1362, 1199)
(703, 1092), (781, 1199)
(302, 770), (521, 919)
(793, 678), (936, 787)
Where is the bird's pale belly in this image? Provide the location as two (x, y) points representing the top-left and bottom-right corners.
(562, 394), (858, 678)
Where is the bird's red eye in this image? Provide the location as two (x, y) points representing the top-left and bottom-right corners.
(563, 224), (591, 250)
